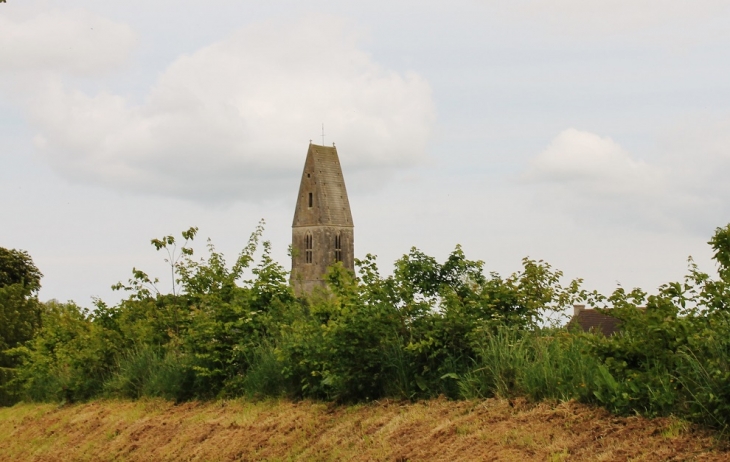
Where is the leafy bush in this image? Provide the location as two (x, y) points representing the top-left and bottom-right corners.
(8, 220), (730, 433)
(278, 263), (402, 401)
(11, 301), (121, 403)
(3, 225), (588, 405)
(279, 247), (583, 402)
(580, 224), (730, 427)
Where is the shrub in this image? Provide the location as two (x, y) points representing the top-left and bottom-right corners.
(11, 301), (121, 403)
(10, 220), (730, 433)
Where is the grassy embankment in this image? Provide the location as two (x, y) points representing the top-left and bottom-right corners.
(0, 398), (727, 461)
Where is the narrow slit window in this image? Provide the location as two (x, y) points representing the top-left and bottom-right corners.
(334, 233), (342, 263)
(305, 233), (313, 264)
(308, 192), (313, 208)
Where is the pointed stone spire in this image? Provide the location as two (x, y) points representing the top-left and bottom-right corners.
(291, 143), (354, 294)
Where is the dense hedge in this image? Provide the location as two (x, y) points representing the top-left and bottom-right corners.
(3, 222), (730, 431)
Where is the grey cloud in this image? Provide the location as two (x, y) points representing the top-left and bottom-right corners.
(21, 16), (435, 203)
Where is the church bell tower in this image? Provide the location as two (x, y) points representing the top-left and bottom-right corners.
(291, 142), (354, 294)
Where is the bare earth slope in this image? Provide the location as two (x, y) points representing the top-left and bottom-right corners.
(0, 398), (726, 461)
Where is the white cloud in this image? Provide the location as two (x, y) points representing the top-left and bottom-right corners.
(20, 16), (436, 202)
(523, 126), (730, 234)
(0, 9), (135, 75)
(524, 128), (664, 196)
(523, 128), (671, 229)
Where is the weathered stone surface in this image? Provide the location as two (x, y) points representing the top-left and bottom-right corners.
(290, 143), (354, 294)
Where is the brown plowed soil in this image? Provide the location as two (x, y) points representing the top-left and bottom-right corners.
(0, 398), (726, 461)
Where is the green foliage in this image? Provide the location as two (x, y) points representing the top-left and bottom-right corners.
(0, 247), (42, 293)
(9, 219), (730, 433)
(175, 225), (296, 398)
(0, 284), (41, 368)
(459, 328), (598, 402)
(104, 346), (196, 401)
(10, 221), (299, 403)
(231, 340), (288, 399)
(709, 223), (730, 282)
(0, 248), (43, 404)
(675, 338), (730, 428)
(278, 263), (402, 401)
(2, 226), (590, 407)
(0, 367), (18, 406)
(278, 247), (583, 402)
(579, 226), (730, 428)
(10, 301), (121, 403)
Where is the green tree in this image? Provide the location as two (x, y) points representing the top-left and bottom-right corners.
(0, 285), (41, 368)
(709, 223), (730, 282)
(0, 248), (43, 367)
(0, 247), (43, 404)
(11, 301), (121, 403)
(0, 248), (42, 293)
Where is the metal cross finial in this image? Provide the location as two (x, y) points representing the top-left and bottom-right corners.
(321, 123), (325, 145)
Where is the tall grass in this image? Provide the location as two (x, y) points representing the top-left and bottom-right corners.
(459, 328), (528, 399)
(521, 333), (598, 402)
(674, 339), (730, 430)
(231, 341), (289, 399)
(459, 328), (598, 402)
(104, 347), (196, 402)
(380, 337), (413, 399)
(453, 327), (730, 432)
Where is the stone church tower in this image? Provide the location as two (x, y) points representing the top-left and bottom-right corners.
(290, 142), (354, 294)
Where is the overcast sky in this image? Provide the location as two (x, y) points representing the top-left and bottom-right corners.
(2, 0), (730, 306)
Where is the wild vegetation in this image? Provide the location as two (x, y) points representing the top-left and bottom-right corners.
(2, 221), (730, 434)
(0, 247), (43, 406)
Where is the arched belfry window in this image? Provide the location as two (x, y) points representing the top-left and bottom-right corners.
(305, 232), (313, 264)
(334, 233), (342, 263)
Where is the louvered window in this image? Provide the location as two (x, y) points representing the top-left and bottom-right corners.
(305, 233), (313, 264)
(334, 233), (342, 262)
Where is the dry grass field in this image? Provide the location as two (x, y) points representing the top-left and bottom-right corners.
(0, 398), (727, 461)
